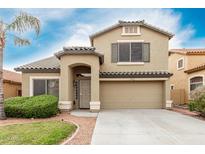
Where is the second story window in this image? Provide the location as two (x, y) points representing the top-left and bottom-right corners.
(177, 58), (184, 70)
(111, 42), (150, 63)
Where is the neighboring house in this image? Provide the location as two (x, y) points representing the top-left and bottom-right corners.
(15, 20), (173, 112)
(3, 69), (22, 98)
(169, 49), (205, 104)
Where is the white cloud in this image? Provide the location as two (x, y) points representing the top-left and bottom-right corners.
(31, 24), (93, 60)
(65, 24), (93, 46)
(9, 8), (205, 69)
(169, 24), (195, 48)
(63, 9), (203, 49)
(23, 9), (75, 22)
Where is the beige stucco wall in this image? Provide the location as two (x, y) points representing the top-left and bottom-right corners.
(3, 82), (21, 99)
(22, 73), (60, 96)
(169, 53), (188, 103)
(93, 26), (169, 72)
(187, 55), (205, 69)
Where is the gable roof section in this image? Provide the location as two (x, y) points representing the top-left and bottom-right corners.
(90, 20), (174, 42)
(3, 69), (22, 84)
(15, 46), (104, 73)
(55, 46), (104, 64)
(184, 63), (205, 74)
(169, 49), (205, 55)
(14, 56), (60, 73)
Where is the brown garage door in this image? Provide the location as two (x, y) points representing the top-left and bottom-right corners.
(100, 81), (163, 109)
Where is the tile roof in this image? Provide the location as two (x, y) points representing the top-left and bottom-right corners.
(169, 49), (205, 55)
(55, 46), (104, 64)
(55, 46), (103, 57)
(3, 69), (22, 83)
(90, 20), (174, 41)
(14, 56), (60, 72)
(63, 46), (95, 51)
(15, 46), (104, 72)
(100, 71), (172, 78)
(184, 63), (205, 74)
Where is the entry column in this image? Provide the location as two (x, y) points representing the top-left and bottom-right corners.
(59, 65), (73, 111)
(164, 79), (172, 109)
(90, 65), (100, 112)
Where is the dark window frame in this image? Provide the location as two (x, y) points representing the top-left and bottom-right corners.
(118, 43), (131, 62)
(116, 42), (150, 63)
(33, 79), (59, 97)
(190, 76), (203, 91)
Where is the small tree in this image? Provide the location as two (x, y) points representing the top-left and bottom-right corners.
(0, 12), (40, 120)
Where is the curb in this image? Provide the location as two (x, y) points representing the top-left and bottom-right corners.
(61, 120), (80, 145)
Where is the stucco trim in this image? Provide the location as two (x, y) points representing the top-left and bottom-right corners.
(117, 62), (145, 65)
(29, 76), (60, 96)
(188, 74), (205, 99)
(166, 100), (173, 109)
(90, 101), (100, 112)
(121, 25), (141, 36)
(176, 57), (185, 71)
(117, 40), (145, 43)
(117, 40), (144, 43)
(58, 101), (73, 111)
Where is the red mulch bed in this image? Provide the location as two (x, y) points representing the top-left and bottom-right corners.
(171, 107), (205, 121)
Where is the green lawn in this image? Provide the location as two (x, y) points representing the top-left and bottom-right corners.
(0, 121), (77, 145)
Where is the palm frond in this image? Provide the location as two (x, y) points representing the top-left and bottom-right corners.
(13, 35), (30, 46)
(6, 12), (40, 36)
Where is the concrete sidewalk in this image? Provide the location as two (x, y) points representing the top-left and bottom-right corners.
(91, 109), (205, 145)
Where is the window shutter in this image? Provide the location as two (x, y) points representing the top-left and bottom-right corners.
(143, 43), (150, 62)
(111, 43), (118, 63)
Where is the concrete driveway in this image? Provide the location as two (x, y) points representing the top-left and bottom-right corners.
(91, 109), (205, 144)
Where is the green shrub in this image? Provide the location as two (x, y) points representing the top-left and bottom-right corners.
(4, 95), (58, 118)
(188, 93), (205, 116)
(195, 95), (205, 114)
(188, 101), (197, 111)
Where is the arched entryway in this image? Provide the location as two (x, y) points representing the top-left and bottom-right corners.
(58, 54), (101, 112)
(72, 65), (91, 109)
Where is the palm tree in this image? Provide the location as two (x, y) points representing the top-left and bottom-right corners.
(0, 12), (40, 120)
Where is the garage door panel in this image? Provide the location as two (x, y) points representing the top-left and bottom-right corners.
(100, 81), (163, 109)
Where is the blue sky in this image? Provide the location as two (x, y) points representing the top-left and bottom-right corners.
(1, 8), (205, 70)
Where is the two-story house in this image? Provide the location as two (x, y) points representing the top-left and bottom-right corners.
(15, 20), (173, 112)
(169, 49), (205, 104)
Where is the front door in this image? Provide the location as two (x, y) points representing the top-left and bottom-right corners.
(79, 80), (91, 109)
